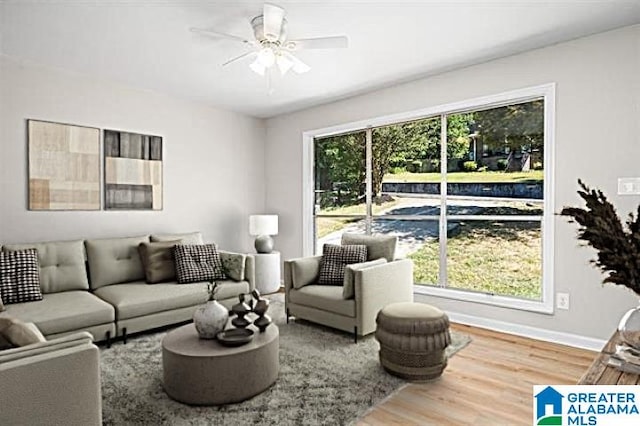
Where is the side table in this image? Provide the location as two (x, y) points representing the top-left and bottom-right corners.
(253, 252), (281, 294)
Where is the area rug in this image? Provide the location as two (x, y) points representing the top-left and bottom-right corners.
(100, 295), (470, 425)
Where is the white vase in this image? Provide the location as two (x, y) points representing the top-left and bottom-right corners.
(193, 300), (229, 339)
(618, 304), (640, 349)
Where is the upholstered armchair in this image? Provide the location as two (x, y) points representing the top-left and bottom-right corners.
(284, 233), (413, 342)
(0, 332), (102, 425)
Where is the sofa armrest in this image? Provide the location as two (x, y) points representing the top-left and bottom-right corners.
(0, 331), (102, 425)
(245, 254), (255, 292)
(354, 259), (414, 335)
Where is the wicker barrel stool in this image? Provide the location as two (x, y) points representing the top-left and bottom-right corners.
(375, 302), (451, 381)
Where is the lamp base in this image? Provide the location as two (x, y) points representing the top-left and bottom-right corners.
(254, 235), (274, 254)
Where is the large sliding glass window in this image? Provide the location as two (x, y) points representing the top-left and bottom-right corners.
(310, 86), (552, 312)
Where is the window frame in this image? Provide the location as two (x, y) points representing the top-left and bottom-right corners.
(302, 83), (556, 314)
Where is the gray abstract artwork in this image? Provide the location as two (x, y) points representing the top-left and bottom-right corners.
(104, 130), (163, 210)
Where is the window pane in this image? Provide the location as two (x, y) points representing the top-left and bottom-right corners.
(315, 217), (365, 254)
(376, 116), (442, 206)
(372, 217), (440, 285)
(446, 100), (544, 215)
(314, 131), (366, 215)
(446, 220), (542, 300)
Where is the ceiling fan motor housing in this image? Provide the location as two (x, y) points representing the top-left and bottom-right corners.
(251, 15), (288, 43)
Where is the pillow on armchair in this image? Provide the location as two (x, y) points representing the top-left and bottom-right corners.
(317, 244), (367, 285)
(341, 233), (397, 262)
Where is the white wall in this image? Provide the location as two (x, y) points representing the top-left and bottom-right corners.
(0, 55), (265, 253)
(265, 25), (640, 343)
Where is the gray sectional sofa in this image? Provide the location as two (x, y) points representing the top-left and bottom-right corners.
(0, 232), (254, 344)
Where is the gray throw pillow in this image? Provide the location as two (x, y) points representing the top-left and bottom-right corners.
(220, 252), (246, 282)
(341, 233), (397, 262)
(138, 240), (182, 283)
(173, 244), (226, 284)
(342, 258), (388, 299)
(318, 244), (367, 286)
(3, 321), (46, 347)
(0, 249), (43, 305)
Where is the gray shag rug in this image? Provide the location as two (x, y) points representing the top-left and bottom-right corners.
(100, 295), (470, 425)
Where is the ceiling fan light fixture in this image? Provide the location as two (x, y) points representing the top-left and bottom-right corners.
(257, 47), (276, 67)
(276, 54), (294, 75)
(249, 58), (267, 76)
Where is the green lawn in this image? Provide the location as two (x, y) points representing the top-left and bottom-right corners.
(316, 200), (399, 238)
(409, 221), (542, 299)
(384, 170), (543, 183)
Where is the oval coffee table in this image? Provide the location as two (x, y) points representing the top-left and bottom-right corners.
(162, 324), (279, 405)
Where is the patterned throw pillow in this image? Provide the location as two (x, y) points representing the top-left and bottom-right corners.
(173, 244), (227, 284)
(0, 249), (43, 304)
(318, 244), (367, 285)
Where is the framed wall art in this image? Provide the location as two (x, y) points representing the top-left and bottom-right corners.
(104, 129), (163, 210)
(28, 120), (101, 210)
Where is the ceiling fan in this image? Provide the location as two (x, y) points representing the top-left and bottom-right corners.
(191, 3), (348, 76)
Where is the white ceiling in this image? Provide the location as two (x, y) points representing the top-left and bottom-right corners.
(2, 0), (640, 118)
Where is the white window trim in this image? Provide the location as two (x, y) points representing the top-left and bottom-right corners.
(302, 83), (556, 314)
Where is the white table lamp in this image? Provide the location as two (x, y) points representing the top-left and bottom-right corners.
(249, 215), (278, 253)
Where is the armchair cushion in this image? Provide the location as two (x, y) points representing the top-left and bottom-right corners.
(318, 244), (367, 285)
(341, 233), (397, 262)
(291, 256), (322, 289)
(289, 285), (356, 317)
(343, 258), (387, 299)
(173, 244), (226, 283)
(0, 317), (46, 347)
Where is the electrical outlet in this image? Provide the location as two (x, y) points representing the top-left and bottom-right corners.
(557, 293), (570, 310)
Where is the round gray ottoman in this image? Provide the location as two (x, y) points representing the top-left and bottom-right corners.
(162, 324), (279, 405)
(375, 302), (450, 381)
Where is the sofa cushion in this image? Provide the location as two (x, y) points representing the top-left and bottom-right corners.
(85, 235), (149, 289)
(3, 240), (89, 293)
(318, 244), (367, 286)
(0, 249), (43, 304)
(151, 232), (203, 245)
(173, 244), (226, 284)
(343, 258), (388, 299)
(0, 291), (115, 336)
(341, 233), (397, 262)
(93, 281), (210, 320)
(138, 240), (181, 283)
(220, 251), (246, 282)
(289, 285), (356, 317)
(0, 294), (4, 312)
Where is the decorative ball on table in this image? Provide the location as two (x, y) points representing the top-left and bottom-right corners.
(249, 214), (278, 254)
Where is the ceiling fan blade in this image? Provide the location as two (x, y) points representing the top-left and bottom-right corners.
(263, 3), (285, 41)
(190, 27), (255, 46)
(283, 52), (311, 74)
(222, 51), (256, 67)
(285, 36), (348, 51)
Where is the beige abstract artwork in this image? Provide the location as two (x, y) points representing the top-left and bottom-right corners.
(28, 120), (100, 210)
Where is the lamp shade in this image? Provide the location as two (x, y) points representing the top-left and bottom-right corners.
(249, 215), (278, 236)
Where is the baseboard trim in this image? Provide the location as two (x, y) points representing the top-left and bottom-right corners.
(446, 311), (607, 352)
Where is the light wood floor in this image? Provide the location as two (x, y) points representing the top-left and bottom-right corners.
(358, 323), (598, 426)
